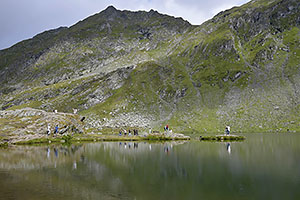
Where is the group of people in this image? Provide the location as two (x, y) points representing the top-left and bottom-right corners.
(47, 118), (230, 137)
(47, 124), (69, 136)
(119, 129), (139, 136)
(47, 124), (59, 135)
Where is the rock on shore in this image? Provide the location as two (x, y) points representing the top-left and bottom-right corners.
(0, 108), (85, 143)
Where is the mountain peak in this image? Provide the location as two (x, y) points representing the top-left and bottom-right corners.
(104, 5), (117, 13)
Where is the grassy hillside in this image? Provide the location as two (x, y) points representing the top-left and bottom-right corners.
(0, 0), (300, 135)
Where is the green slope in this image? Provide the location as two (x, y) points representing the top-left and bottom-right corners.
(0, 0), (300, 134)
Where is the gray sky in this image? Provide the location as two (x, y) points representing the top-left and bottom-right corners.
(0, 0), (250, 50)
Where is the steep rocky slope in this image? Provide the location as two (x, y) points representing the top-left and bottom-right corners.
(0, 0), (300, 134)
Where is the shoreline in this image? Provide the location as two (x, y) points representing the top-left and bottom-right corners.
(0, 133), (191, 147)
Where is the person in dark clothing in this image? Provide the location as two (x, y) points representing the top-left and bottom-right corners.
(225, 126), (230, 135)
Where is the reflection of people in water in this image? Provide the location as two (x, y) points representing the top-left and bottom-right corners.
(54, 148), (58, 157)
(134, 143), (138, 149)
(73, 161), (77, 170)
(226, 143), (231, 154)
(47, 147), (50, 158)
(164, 146), (170, 154)
(80, 154), (85, 163)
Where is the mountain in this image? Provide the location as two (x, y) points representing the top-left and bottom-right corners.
(0, 0), (300, 135)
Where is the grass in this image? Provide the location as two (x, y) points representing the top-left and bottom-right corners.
(1, 0), (300, 135)
(10, 133), (190, 146)
(199, 135), (246, 141)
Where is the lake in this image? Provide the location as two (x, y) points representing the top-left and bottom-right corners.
(0, 133), (299, 200)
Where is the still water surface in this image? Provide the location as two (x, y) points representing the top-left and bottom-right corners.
(0, 133), (300, 200)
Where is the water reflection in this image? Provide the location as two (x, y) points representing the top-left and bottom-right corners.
(117, 141), (185, 154)
(0, 134), (300, 200)
(73, 160), (77, 170)
(164, 143), (173, 154)
(0, 144), (84, 170)
(226, 143), (231, 154)
(47, 147), (50, 158)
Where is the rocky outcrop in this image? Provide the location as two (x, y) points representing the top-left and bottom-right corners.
(0, 108), (85, 142)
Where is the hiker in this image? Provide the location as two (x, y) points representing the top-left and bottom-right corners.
(166, 124), (169, 131)
(119, 130), (122, 136)
(47, 124), (51, 135)
(225, 126), (230, 135)
(124, 129), (127, 136)
(128, 130), (132, 136)
(54, 125), (59, 134)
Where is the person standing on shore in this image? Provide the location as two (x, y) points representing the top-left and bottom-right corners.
(225, 126), (230, 135)
(47, 124), (51, 135)
(54, 125), (59, 134)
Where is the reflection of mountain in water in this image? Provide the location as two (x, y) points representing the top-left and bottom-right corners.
(0, 144), (84, 170)
(0, 141), (188, 200)
(1, 136), (300, 200)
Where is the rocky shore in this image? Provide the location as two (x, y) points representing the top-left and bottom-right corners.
(0, 108), (190, 146)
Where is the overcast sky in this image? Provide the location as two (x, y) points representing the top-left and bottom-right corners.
(0, 0), (250, 50)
